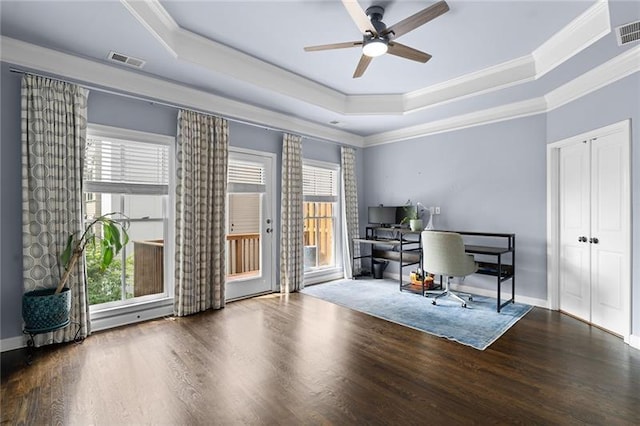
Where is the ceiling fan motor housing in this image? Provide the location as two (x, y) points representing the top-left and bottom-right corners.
(365, 6), (388, 36)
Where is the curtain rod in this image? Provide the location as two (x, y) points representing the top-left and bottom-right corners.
(8, 66), (317, 140)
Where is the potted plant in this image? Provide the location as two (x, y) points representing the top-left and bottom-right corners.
(401, 205), (423, 232)
(22, 213), (129, 333)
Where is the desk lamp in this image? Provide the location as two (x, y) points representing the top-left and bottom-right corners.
(416, 202), (434, 230)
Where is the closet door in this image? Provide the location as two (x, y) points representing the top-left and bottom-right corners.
(590, 133), (629, 335)
(557, 125), (630, 338)
(559, 142), (591, 321)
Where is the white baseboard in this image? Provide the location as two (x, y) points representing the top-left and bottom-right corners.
(628, 334), (640, 350)
(450, 282), (549, 309)
(382, 272), (549, 309)
(0, 335), (26, 353)
(1, 302), (174, 353)
(91, 303), (173, 333)
(304, 269), (345, 286)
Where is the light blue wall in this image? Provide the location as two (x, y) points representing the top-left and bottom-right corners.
(547, 72), (640, 334)
(0, 62), (358, 341)
(362, 74), (639, 333)
(88, 91), (177, 136)
(363, 115), (548, 300)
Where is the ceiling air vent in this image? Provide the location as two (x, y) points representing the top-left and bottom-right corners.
(615, 21), (640, 46)
(107, 51), (146, 69)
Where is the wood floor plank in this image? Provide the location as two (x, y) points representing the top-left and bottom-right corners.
(2, 292), (639, 425)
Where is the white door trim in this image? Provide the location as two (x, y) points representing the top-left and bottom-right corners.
(546, 119), (631, 342)
(228, 147), (278, 295)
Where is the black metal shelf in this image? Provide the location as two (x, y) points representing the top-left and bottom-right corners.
(352, 226), (423, 291)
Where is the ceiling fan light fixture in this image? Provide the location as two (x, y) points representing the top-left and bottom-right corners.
(363, 38), (388, 57)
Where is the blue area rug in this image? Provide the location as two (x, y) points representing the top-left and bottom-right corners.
(301, 278), (533, 350)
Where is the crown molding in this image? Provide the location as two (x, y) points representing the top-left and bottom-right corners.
(363, 97), (548, 146)
(120, 0), (178, 58)
(120, 0), (347, 114)
(345, 94), (405, 115)
(2, 33), (636, 150)
(363, 44), (640, 147)
(0, 36), (364, 147)
(120, 0), (611, 116)
(545, 44), (640, 111)
(402, 55), (536, 113)
(533, 0), (610, 78)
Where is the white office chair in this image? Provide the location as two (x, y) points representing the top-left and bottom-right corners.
(421, 231), (478, 307)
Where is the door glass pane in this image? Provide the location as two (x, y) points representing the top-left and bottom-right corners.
(227, 193), (261, 280)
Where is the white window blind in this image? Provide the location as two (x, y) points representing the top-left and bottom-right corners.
(228, 193), (261, 234)
(84, 137), (169, 194)
(303, 164), (338, 202)
(228, 160), (266, 193)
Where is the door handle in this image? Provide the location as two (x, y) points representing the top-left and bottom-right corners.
(266, 228), (273, 233)
(589, 237), (599, 244)
(578, 236), (587, 243)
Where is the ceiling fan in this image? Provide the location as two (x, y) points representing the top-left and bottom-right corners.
(304, 0), (449, 78)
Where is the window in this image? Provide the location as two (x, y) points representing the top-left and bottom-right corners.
(303, 161), (341, 277)
(84, 127), (172, 309)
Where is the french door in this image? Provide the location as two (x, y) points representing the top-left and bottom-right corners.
(226, 149), (276, 300)
(556, 121), (630, 337)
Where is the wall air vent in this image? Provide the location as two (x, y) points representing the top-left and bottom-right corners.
(615, 21), (640, 46)
(107, 51), (146, 68)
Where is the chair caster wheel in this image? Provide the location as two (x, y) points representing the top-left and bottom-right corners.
(432, 300), (436, 305)
(468, 297), (473, 301)
(462, 303), (467, 308)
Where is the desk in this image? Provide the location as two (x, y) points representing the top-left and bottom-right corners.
(458, 232), (515, 312)
(352, 227), (422, 292)
(353, 230), (516, 312)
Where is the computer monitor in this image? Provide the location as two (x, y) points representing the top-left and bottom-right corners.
(368, 206), (397, 227)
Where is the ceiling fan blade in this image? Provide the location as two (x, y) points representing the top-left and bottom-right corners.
(384, 0), (449, 39)
(387, 42), (432, 63)
(353, 55), (372, 78)
(341, 0), (377, 35)
(304, 41), (363, 52)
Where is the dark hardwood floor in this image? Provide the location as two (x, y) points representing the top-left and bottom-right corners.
(2, 292), (639, 425)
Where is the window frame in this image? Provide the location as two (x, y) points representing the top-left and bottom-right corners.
(85, 124), (175, 331)
(302, 159), (343, 284)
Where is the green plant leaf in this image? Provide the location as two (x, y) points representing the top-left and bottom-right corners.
(102, 221), (112, 242)
(61, 234), (74, 269)
(100, 246), (114, 271)
(108, 223), (122, 253)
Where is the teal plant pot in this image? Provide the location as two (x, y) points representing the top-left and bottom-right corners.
(22, 287), (71, 333)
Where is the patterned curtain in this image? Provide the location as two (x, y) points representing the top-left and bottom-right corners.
(280, 133), (304, 293)
(21, 74), (90, 345)
(341, 146), (361, 278)
(174, 110), (228, 316)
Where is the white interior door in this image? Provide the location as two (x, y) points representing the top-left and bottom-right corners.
(226, 149), (275, 301)
(556, 122), (630, 338)
(559, 141), (591, 321)
(589, 133), (630, 335)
